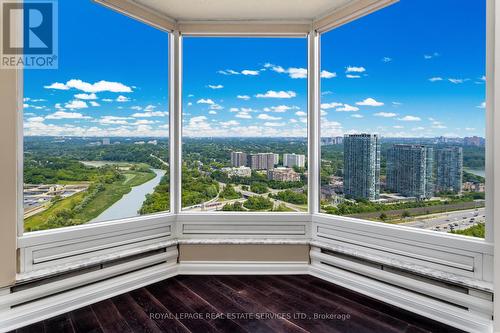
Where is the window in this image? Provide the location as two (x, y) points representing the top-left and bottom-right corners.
(320, 0), (486, 238)
(182, 37), (308, 212)
(22, 0), (170, 232)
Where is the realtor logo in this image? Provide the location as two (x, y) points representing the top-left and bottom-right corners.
(1, 0), (58, 69)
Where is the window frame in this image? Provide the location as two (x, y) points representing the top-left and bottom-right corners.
(13, 0), (495, 279)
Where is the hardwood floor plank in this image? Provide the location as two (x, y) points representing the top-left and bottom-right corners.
(111, 293), (163, 333)
(157, 278), (247, 333)
(43, 314), (74, 333)
(91, 299), (133, 333)
(146, 281), (220, 333)
(128, 288), (190, 333)
(69, 306), (103, 333)
(16, 322), (45, 333)
(178, 275), (278, 333)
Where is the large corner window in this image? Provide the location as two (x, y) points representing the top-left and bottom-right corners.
(182, 37), (308, 212)
(22, 0), (170, 233)
(319, 0), (486, 238)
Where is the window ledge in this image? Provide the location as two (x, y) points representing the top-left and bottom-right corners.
(310, 240), (493, 293)
(177, 238), (310, 245)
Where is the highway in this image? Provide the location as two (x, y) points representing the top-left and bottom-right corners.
(400, 207), (485, 232)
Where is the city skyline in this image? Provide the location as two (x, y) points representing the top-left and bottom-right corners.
(22, 0), (486, 139)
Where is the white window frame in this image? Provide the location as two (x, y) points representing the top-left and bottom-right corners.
(14, 0), (495, 285)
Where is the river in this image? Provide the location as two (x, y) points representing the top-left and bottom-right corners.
(89, 169), (166, 223)
(465, 168), (486, 178)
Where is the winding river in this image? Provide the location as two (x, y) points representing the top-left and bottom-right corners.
(89, 169), (166, 223)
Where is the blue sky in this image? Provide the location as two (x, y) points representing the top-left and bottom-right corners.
(24, 0), (486, 138)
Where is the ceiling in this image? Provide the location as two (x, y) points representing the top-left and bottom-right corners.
(132, 0), (353, 22)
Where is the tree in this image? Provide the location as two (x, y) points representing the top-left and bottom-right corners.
(401, 211), (411, 218)
(379, 213), (388, 221)
(250, 182), (268, 194)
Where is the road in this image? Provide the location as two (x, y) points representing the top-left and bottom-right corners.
(400, 207), (486, 232)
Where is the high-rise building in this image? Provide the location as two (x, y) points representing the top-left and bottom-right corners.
(247, 153), (276, 170)
(463, 136), (485, 147)
(386, 145), (434, 199)
(343, 134), (380, 200)
(283, 153), (305, 168)
(436, 147), (463, 193)
(230, 151), (247, 167)
(102, 138), (110, 145)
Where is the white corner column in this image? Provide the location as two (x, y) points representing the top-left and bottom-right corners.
(169, 31), (183, 226)
(307, 30), (321, 215)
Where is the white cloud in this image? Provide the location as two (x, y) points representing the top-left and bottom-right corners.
(217, 69), (240, 75)
(321, 119), (343, 137)
(287, 68), (307, 79)
(220, 120), (240, 127)
(321, 102), (343, 109)
(44, 79), (132, 93)
(346, 66), (366, 73)
(258, 114), (281, 120)
(99, 116), (131, 125)
(393, 125), (404, 129)
(102, 98), (113, 102)
(356, 98), (384, 107)
(74, 93), (97, 100)
(374, 112), (397, 118)
(46, 111), (91, 120)
(255, 90), (296, 98)
(429, 77), (443, 82)
(131, 111), (168, 118)
(295, 111), (306, 117)
(351, 114), (364, 118)
(346, 74), (361, 79)
(208, 110), (217, 115)
(424, 52), (440, 59)
(448, 78), (468, 84)
(197, 98), (215, 104)
(241, 70), (259, 76)
(90, 101), (100, 107)
(237, 95), (250, 100)
(263, 122), (285, 127)
(64, 100), (88, 110)
(320, 70), (336, 79)
(235, 112), (252, 119)
(336, 104), (359, 112)
(382, 57), (392, 63)
(27, 116), (45, 122)
(116, 95), (130, 102)
(208, 84), (223, 89)
(477, 101), (486, 109)
(263, 105), (293, 113)
(210, 104), (223, 110)
(399, 115), (421, 121)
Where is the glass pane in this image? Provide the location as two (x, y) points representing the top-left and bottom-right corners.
(320, 0), (486, 238)
(23, 0), (169, 232)
(182, 37), (308, 212)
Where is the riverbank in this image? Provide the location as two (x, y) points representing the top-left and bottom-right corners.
(24, 167), (157, 232)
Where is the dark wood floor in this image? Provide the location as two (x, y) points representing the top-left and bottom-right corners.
(14, 275), (464, 333)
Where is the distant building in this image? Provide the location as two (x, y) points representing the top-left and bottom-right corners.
(463, 181), (485, 192)
(267, 167), (301, 182)
(386, 145), (434, 199)
(134, 141), (145, 145)
(436, 147), (463, 194)
(102, 138), (110, 145)
(283, 153), (305, 168)
(333, 136), (344, 145)
(320, 136), (343, 146)
(230, 151), (247, 167)
(147, 140), (158, 145)
(222, 166), (252, 178)
(343, 134), (380, 200)
(248, 153), (276, 170)
(463, 136), (485, 147)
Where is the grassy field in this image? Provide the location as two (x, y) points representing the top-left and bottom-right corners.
(24, 169), (155, 232)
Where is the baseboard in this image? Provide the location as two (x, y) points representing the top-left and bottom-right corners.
(0, 262), (178, 333)
(178, 261), (310, 275)
(309, 264), (493, 333)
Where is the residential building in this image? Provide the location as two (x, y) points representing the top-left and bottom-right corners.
(267, 167), (301, 182)
(386, 145), (434, 199)
(248, 153), (276, 170)
(221, 166), (252, 178)
(343, 134), (380, 200)
(283, 153), (305, 168)
(102, 138), (110, 145)
(436, 147), (463, 194)
(464, 136), (485, 147)
(230, 151), (247, 167)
